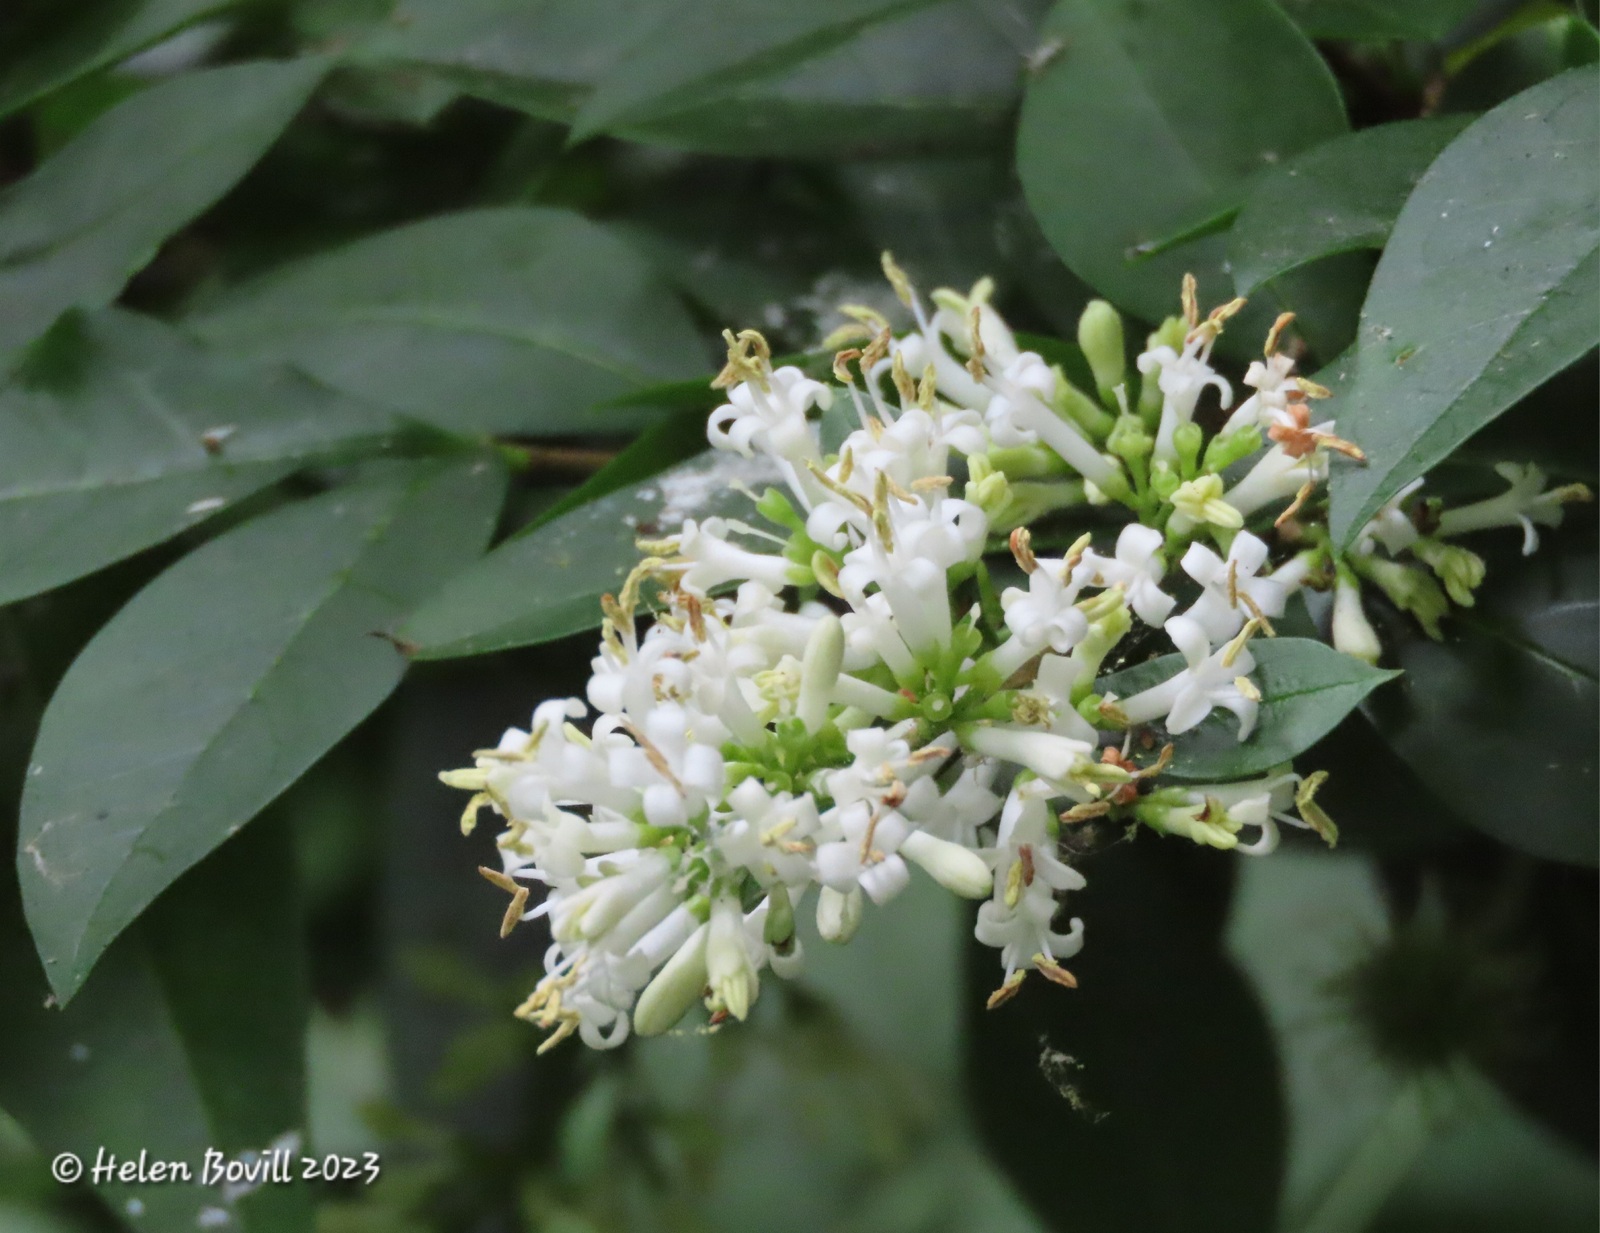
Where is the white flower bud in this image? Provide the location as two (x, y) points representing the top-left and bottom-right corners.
(900, 830), (994, 899)
(816, 886), (864, 943)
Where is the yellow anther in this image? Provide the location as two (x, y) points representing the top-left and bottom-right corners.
(986, 970), (1027, 1010)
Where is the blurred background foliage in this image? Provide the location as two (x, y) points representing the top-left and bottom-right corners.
(0, 0), (1594, 1231)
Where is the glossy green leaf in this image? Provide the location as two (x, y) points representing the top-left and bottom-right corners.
(1229, 117), (1473, 295)
(567, 0), (942, 142)
(403, 449), (771, 659)
(187, 207), (708, 435)
(0, 58), (325, 366)
(615, 1), (1029, 158)
(1363, 537), (1598, 866)
(1328, 69), (1600, 548)
(0, 309), (401, 607)
(969, 840), (1285, 1233)
(354, 0), (1024, 157)
(0, 0), (238, 119)
(17, 456), (507, 1002)
(1098, 637), (1400, 780)
(1017, 0), (1347, 326)
(1276, 0), (1480, 40)
(0, 817), (308, 1232)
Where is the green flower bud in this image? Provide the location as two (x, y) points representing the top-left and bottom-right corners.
(1201, 425), (1263, 475)
(1077, 299), (1126, 407)
(758, 889), (790, 946)
(1107, 413), (1154, 464)
(1149, 460), (1182, 503)
(633, 924), (709, 1036)
(1412, 537), (1486, 607)
(1353, 555), (1450, 640)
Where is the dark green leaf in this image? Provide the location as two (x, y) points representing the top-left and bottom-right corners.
(18, 456), (507, 1002)
(615, 1), (1029, 158)
(1275, 0), (1480, 40)
(0, 0), (239, 119)
(1363, 537), (1598, 866)
(186, 207), (708, 435)
(0, 817), (308, 1232)
(969, 840), (1284, 1232)
(0, 58), (326, 366)
(1098, 637), (1400, 780)
(354, 0), (1026, 158)
(403, 449), (769, 659)
(1328, 69), (1600, 548)
(567, 0), (942, 142)
(1017, 0), (1347, 326)
(0, 309), (400, 607)
(1229, 117), (1473, 295)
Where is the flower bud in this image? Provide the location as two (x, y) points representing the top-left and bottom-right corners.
(1331, 567), (1382, 665)
(816, 886), (863, 943)
(763, 884), (795, 946)
(1077, 299), (1126, 407)
(1173, 421), (1204, 478)
(1201, 425), (1263, 474)
(900, 830), (994, 899)
(797, 614), (845, 733)
(633, 924), (709, 1037)
(706, 897), (759, 1021)
(1107, 413), (1154, 464)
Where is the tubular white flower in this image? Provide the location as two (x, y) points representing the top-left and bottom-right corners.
(671, 517), (804, 595)
(959, 724), (1095, 787)
(1435, 462), (1592, 554)
(1223, 445), (1327, 520)
(1073, 523), (1175, 626)
(1137, 331), (1233, 465)
(983, 362), (1122, 490)
(977, 781), (1086, 978)
(1119, 615), (1260, 739)
(1178, 531), (1289, 642)
(708, 366), (832, 507)
(816, 885), (864, 943)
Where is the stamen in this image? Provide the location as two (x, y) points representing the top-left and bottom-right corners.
(1010, 527), (1038, 574)
(1264, 312), (1295, 356)
(986, 971), (1027, 1009)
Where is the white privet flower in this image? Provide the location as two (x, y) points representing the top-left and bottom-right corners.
(1119, 615), (1261, 738)
(1356, 478), (1426, 557)
(1435, 462), (1593, 554)
(1137, 325), (1233, 465)
(1178, 530), (1294, 642)
(976, 779), (1086, 984)
(708, 359), (833, 507)
(1073, 522), (1175, 626)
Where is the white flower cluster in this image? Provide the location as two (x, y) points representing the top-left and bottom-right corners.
(443, 264), (1365, 1051)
